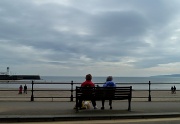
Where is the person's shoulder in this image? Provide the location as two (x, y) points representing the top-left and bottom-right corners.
(107, 81), (116, 86)
(90, 81), (95, 86)
(112, 81), (116, 84)
(107, 81), (114, 83)
(81, 81), (86, 86)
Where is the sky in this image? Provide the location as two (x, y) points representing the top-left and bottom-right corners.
(1, 0), (180, 77)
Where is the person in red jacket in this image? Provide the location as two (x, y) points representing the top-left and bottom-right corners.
(79, 74), (98, 109)
(19, 85), (23, 94)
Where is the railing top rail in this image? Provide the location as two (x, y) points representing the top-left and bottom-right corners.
(1, 81), (180, 85)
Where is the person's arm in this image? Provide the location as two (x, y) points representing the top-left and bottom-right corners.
(103, 83), (107, 87)
(91, 82), (95, 87)
(114, 83), (116, 87)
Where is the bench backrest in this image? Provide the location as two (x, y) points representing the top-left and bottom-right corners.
(76, 86), (132, 100)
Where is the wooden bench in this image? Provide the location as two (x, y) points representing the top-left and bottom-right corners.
(76, 86), (132, 112)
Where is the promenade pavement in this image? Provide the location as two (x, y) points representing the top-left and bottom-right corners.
(0, 101), (180, 122)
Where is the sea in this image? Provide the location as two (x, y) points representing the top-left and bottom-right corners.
(1, 76), (180, 90)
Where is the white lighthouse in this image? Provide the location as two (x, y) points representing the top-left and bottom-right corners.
(7, 67), (9, 75)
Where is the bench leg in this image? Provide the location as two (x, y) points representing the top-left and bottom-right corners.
(76, 99), (79, 112)
(128, 99), (131, 111)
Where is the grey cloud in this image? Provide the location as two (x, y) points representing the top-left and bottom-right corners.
(1, 0), (180, 76)
(89, 11), (149, 38)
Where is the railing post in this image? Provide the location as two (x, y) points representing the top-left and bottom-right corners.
(31, 80), (34, 101)
(148, 81), (151, 101)
(70, 80), (73, 102)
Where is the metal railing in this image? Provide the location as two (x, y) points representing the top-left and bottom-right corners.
(0, 80), (179, 102)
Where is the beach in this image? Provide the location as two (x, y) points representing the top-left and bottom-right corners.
(0, 88), (179, 102)
(132, 90), (180, 101)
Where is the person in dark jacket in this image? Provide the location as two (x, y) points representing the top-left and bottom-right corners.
(24, 84), (27, 94)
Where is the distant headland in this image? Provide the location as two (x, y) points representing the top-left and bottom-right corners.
(151, 74), (180, 77)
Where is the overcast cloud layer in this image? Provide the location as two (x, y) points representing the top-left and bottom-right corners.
(1, 0), (180, 76)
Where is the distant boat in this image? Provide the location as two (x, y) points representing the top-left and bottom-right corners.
(0, 67), (40, 80)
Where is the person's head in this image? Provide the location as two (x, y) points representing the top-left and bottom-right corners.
(106, 76), (113, 81)
(85, 74), (92, 81)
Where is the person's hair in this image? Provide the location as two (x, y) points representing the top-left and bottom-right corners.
(86, 74), (92, 81)
(106, 76), (113, 81)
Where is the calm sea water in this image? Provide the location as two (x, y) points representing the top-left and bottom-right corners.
(1, 76), (180, 90)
